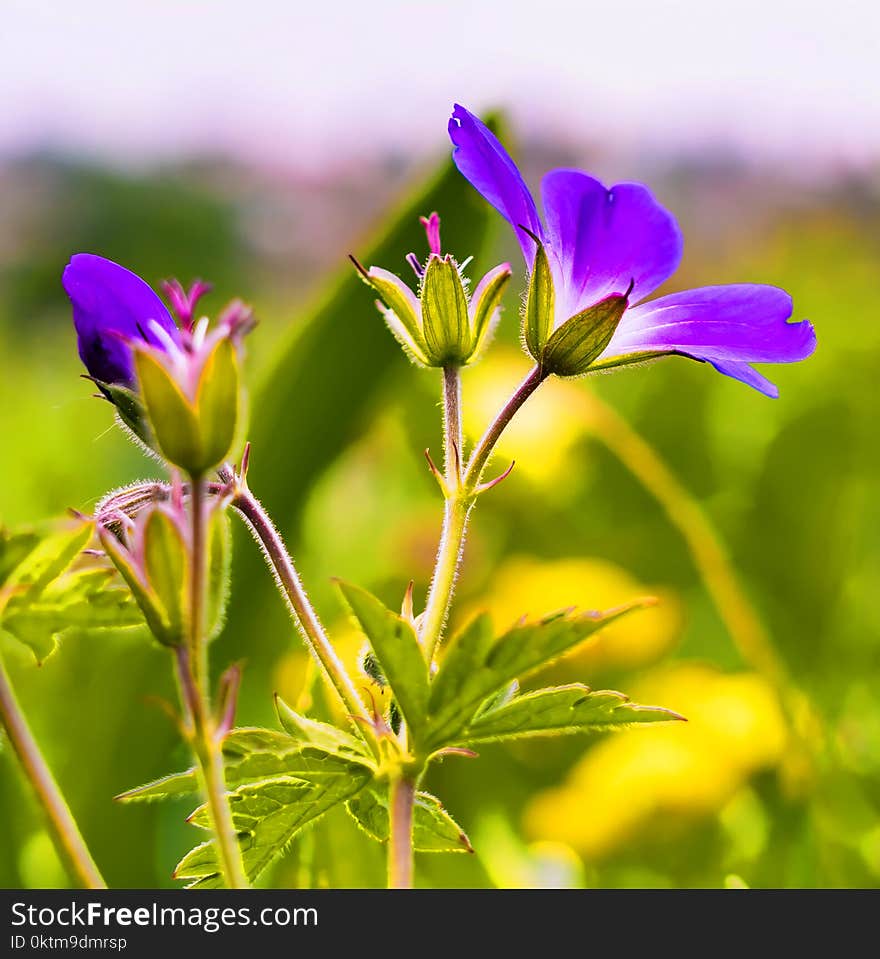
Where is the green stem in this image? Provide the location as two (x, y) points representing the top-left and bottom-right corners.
(463, 365), (546, 488)
(387, 774), (416, 889)
(0, 654), (105, 889)
(420, 365), (470, 660)
(178, 475), (248, 889)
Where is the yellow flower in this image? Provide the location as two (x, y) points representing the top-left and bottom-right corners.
(524, 663), (788, 860)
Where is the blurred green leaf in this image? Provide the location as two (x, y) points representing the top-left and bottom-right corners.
(347, 786), (473, 854)
(337, 581), (429, 734)
(456, 683), (682, 745)
(2, 568), (144, 662)
(426, 603), (653, 749)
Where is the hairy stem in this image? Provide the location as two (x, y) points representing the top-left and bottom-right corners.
(174, 647), (247, 889)
(387, 775), (416, 889)
(420, 365), (469, 659)
(464, 365), (547, 487)
(179, 476), (247, 889)
(226, 480), (375, 744)
(0, 654), (105, 889)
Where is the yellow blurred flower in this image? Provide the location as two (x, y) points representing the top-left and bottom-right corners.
(458, 554), (681, 672)
(524, 663), (788, 860)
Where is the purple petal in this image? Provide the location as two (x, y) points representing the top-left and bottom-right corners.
(449, 104), (543, 267)
(541, 170), (683, 318)
(63, 254), (179, 385)
(598, 284), (817, 395)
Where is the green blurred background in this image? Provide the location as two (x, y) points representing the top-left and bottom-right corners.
(1, 131), (878, 888)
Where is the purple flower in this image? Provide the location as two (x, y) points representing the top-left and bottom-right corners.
(62, 254), (181, 387)
(449, 105), (816, 397)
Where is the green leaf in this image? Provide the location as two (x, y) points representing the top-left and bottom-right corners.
(274, 694), (370, 759)
(0, 520), (95, 661)
(426, 602), (653, 749)
(420, 256), (470, 364)
(0, 528), (40, 588)
(457, 683), (684, 744)
(176, 764), (372, 886)
(2, 567), (145, 662)
(541, 293), (629, 377)
(1, 520), (92, 608)
(524, 238), (554, 359)
(336, 581), (429, 735)
(347, 786), (472, 853)
(116, 727), (375, 802)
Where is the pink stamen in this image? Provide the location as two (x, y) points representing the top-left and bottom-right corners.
(419, 212), (442, 255)
(161, 279), (212, 331)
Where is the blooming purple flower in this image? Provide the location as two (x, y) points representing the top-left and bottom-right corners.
(449, 105), (816, 397)
(62, 254), (181, 387)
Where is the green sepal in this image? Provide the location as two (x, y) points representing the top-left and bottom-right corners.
(347, 785), (473, 853)
(541, 292), (629, 377)
(420, 255), (471, 365)
(457, 683), (684, 744)
(206, 508), (232, 641)
(469, 264), (511, 360)
(98, 524), (177, 648)
(142, 508), (188, 646)
(133, 348), (203, 473)
(195, 337), (241, 471)
(524, 238), (555, 359)
(364, 270), (429, 364)
(95, 380), (152, 446)
(336, 581), (429, 737)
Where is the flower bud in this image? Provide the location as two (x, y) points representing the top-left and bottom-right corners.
(134, 331), (244, 477)
(98, 497), (231, 648)
(354, 213), (511, 369)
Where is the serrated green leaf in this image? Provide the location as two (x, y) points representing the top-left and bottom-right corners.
(426, 602), (653, 749)
(116, 727), (375, 802)
(458, 683), (683, 744)
(346, 786), (472, 853)
(337, 581), (429, 734)
(524, 238), (554, 359)
(176, 765), (372, 886)
(274, 695), (370, 759)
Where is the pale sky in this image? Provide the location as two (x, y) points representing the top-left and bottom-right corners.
(2, 0), (879, 169)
